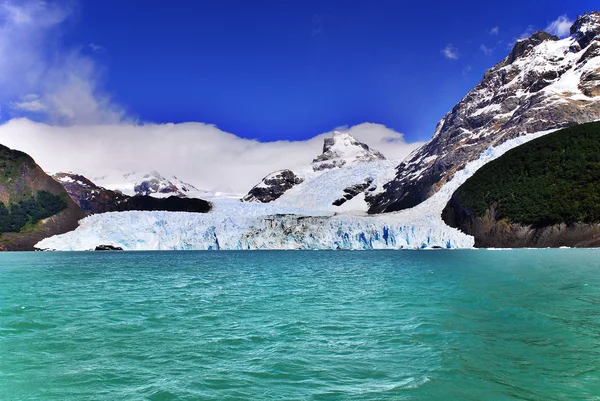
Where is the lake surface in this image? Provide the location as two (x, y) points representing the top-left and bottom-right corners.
(1, 250), (600, 400)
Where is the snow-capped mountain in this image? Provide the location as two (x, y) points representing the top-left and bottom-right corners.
(93, 171), (199, 198)
(369, 12), (600, 213)
(311, 130), (385, 171)
(243, 130), (394, 210)
(52, 172), (212, 215)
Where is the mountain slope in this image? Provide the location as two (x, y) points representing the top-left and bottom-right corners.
(243, 130), (394, 211)
(0, 145), (85, 251)
(442, 121), (600, 247)
(369, 12), (600, 213)
(53, 172), (212, 215)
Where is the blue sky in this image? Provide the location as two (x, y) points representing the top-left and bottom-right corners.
(1, 0), (597, 143)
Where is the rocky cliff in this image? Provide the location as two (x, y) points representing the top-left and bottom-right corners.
(369, 12), (600, 213)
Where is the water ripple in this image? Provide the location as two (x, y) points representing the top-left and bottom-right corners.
(1, 249), (600, 399)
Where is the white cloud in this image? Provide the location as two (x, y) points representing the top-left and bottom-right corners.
(490, 26), (499, 35)
(480, 44), (493, 56)
(0, 0), (123, 124)
(441, 44), (459, 60)
(0, 119), (423, 194)
(0, 2), (425, 196)
(545, 15), (573, 38)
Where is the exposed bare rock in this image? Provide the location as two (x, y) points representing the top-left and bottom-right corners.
(332, 178), (374, 206)
(369, 12), (600, 213)
(53, 172), (129, 215)
(443, 202), (600, 248)
(242, 170), (304, 203)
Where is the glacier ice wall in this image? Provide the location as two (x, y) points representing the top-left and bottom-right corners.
(36, 210), (472, 251)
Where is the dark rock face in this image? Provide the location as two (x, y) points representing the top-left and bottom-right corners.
(571, 11), (600, 49)
(369, 12), (600, 214)
(243, 170), (304, 203)
(332, 178), (374, 206)
(94, 245), (123, 251)
(0, 147), (85, 251)
(118, 195), (211, 213)
(53, 172), (129, 215)
(54, 172), (211, 215)
(443, 201), (600, 248)
(506, 31), (559, 64)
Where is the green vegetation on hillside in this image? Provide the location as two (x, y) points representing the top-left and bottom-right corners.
(453, 121), (600, 226)
(0, 191), (67, 234)
(0, 145), (33, 182)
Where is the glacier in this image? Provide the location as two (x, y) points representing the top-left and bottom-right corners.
(36, 130), (554, 251)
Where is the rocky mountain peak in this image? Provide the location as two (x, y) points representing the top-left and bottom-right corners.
(243, 131), (387, 203)
(571, 12), (600, 50)
(311, 131), (385, 171)
(506, 31), (558, 64)
(95, 170), (199, 197)
(368, 10), (600, 214)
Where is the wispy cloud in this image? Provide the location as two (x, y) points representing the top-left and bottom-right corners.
(10, 94), (46, 112)
(490, 26), (499, 35)
(441, 44), (459, 60)
(545, 15), (573, 38)
(88, 43), (106, 53)
(480, 44), (493, 56)
(462, 65), (472, 77)
(311, 13), (323, 37)
(0, 0), (124, 124)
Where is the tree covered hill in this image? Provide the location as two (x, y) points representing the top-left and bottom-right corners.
(443, 121), (600, 247)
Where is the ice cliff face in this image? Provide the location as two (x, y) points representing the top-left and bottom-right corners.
(244, 131), (388, 205)
(369, 12), (600, 213)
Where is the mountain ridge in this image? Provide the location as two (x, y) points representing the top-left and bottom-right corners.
(369, 11), (600, 213)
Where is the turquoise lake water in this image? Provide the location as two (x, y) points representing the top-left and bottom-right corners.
(1, 250), (600, 400)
